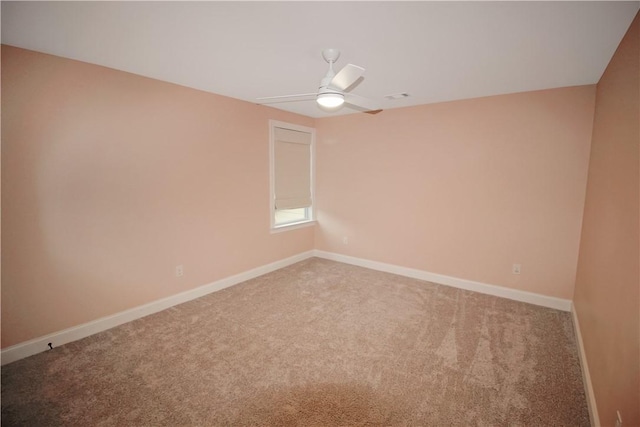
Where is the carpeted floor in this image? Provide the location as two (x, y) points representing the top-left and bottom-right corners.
(2, 258), (589, 426)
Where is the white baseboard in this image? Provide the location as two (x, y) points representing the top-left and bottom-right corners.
(571, 303), (600, 427)
(1, 250), (315, 366)
(2, 249), (573, 366)
(313, 250), (572, 312)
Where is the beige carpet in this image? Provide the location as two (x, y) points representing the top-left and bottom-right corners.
(2, 258), (589, 426)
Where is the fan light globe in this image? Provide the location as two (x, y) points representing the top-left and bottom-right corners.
(317, 93), (344, 108)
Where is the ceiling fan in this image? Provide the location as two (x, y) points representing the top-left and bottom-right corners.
(257, 49), (382, 114)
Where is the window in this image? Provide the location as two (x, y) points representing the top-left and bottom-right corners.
(269, 120), (315, 230)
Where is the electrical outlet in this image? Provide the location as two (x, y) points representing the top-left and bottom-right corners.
(343, 236), (348, 245)
(175, 265), (184, 277)
(615, 410), (622, 427)
(512, 264), (521, 274)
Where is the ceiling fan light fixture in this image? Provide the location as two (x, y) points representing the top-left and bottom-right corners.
(317, 92), (344, 108)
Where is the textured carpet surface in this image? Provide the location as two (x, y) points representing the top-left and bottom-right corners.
(2, 258), (589, 426)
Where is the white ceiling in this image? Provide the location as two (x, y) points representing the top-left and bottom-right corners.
(2, 1), (638, 118)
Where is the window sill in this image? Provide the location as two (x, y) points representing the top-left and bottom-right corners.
(270, 220), (317, 234)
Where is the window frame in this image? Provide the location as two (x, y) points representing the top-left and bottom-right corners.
(269, 120), (316, 232)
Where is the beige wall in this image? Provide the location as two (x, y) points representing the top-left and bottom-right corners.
(1, 46), (315, 348)
(315, 86), (595, 300)
(573, 13), (640, 427)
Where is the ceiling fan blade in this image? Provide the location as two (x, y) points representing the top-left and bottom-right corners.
(256, 93), (317, 104)
(345, 93), (382, 114)
(330, 64), (365, 91)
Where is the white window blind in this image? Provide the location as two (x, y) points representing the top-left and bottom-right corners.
(273, 127), (312, 210)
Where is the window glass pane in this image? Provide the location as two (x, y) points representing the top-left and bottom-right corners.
(269, 120), (315, 230)
(275, 207), (308, 226)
